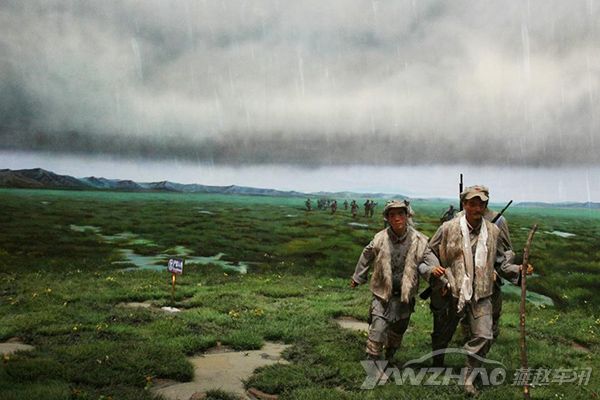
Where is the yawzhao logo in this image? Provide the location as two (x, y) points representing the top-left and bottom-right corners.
(360, 348), (507, 389)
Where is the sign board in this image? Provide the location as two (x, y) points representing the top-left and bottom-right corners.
(167, 258), (184, 275)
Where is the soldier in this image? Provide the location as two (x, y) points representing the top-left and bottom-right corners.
(351, 200), (359, 218)
(440, 204), (457, 223)
(456, 197), (513, 341)
(369, 201), (377, 218)
(424, 185), (533, 395)
(364, 199), (371, 217)
(351, 200), (438, 364)
(331, 200), (338, 214)
(343, 200), (349, 210)
(305, 198), (312, 211)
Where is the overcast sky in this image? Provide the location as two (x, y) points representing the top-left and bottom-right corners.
(1, 0), (599, 167)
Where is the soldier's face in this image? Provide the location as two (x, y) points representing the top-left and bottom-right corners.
(387, 208), (408, 233)
(463, 197), (487, 225)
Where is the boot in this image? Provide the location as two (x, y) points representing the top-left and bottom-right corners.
(384, 347), (397, 366)
(463, 356), (480, 396)
(432, 346), (446, 368)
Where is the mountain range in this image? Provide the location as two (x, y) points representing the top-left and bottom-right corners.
(0, 168), (387, 199)
(1, 168), (599, 209)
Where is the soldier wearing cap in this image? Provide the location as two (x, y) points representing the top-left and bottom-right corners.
(351, 200), (359, 218)
(350, 200), (438, 363)
(454, 189), (515, 341)
(423, 185), (532, 395)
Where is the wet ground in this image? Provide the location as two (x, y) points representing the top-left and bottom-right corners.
(151, 342), (290, 400)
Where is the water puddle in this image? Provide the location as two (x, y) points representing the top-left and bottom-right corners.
(334, 317), (369, 332)
(70, 225), (247, 273)
(113, 249), (167, 271)
(286, 214), (297, 217)
(117, 302), (182, 314)
(545, 230), (576, 238)
(101, 232), (139, 243)
(69, 224), (102, 234)
(152, 342), (290, 400)
(198, 210), (214, 215)
(114, 248), (248, 273)
(348, 222), (369, 228)
(500, 281), (554, 307)
(0, 338), (34, 355)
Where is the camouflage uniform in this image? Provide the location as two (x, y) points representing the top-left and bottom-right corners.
(352, 201), (437, 361)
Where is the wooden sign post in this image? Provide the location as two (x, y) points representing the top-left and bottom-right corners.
(167, 258), (184, 302)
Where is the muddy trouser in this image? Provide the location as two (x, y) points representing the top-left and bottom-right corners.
(365, 297), (413, 360)
(431, 292), (493, 365)
(460, 281), (502, 340)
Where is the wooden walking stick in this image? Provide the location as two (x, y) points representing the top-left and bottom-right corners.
(520, 224), (538, 400)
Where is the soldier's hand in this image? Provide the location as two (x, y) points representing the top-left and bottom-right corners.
(350, 279), (358, 288)
(525, 264), (534, 275)
(432, 266), (446, 278)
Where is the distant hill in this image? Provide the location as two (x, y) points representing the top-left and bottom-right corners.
(0, 168), (84, 189)
(0, 168), (361, 198)
(2, 168), (598, 208)
(515, 201), (600, 209)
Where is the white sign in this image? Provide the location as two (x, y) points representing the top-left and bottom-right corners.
(168, 258), (184, 275)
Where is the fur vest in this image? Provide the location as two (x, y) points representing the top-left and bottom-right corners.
(369, 227), (429, 303)
(438, 218), (500, 301)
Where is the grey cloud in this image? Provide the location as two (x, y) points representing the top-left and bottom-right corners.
(0, 0), (599, 165)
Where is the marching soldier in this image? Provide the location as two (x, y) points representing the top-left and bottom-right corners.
(423, 185), (533, 395)
(351, 200), (359, 218)
(351, 200), (438, 364)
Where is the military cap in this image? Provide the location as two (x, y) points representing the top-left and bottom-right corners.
(383, 199), (412, 217)
(460, 185), (489, 202)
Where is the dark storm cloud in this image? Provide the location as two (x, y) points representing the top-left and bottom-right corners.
(1, 0), (599, 165)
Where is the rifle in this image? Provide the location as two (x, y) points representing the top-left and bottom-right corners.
(491, 200), (513, 224)
(458, 173), (464, 211)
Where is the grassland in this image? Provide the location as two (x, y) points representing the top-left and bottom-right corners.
(0, 188), (598, 399)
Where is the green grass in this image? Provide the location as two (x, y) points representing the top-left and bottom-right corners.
(0, 188), (598, 399)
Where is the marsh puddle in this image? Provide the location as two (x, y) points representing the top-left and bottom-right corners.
(117, 301), (182, 314)
(113, 249), (167, 271)
(545, 230), (576, 238)
(69, 224), (102, 234)
(152, 342), (290, 400)
(334, 317), (369, 332)
(198, 210), (214, 215)
(115, 248), (248, 273)
(70, 225), (248, 273)
(500, 281), (554, 307)
(348, 222), (369, 228)
(0, 339), (34, 355)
